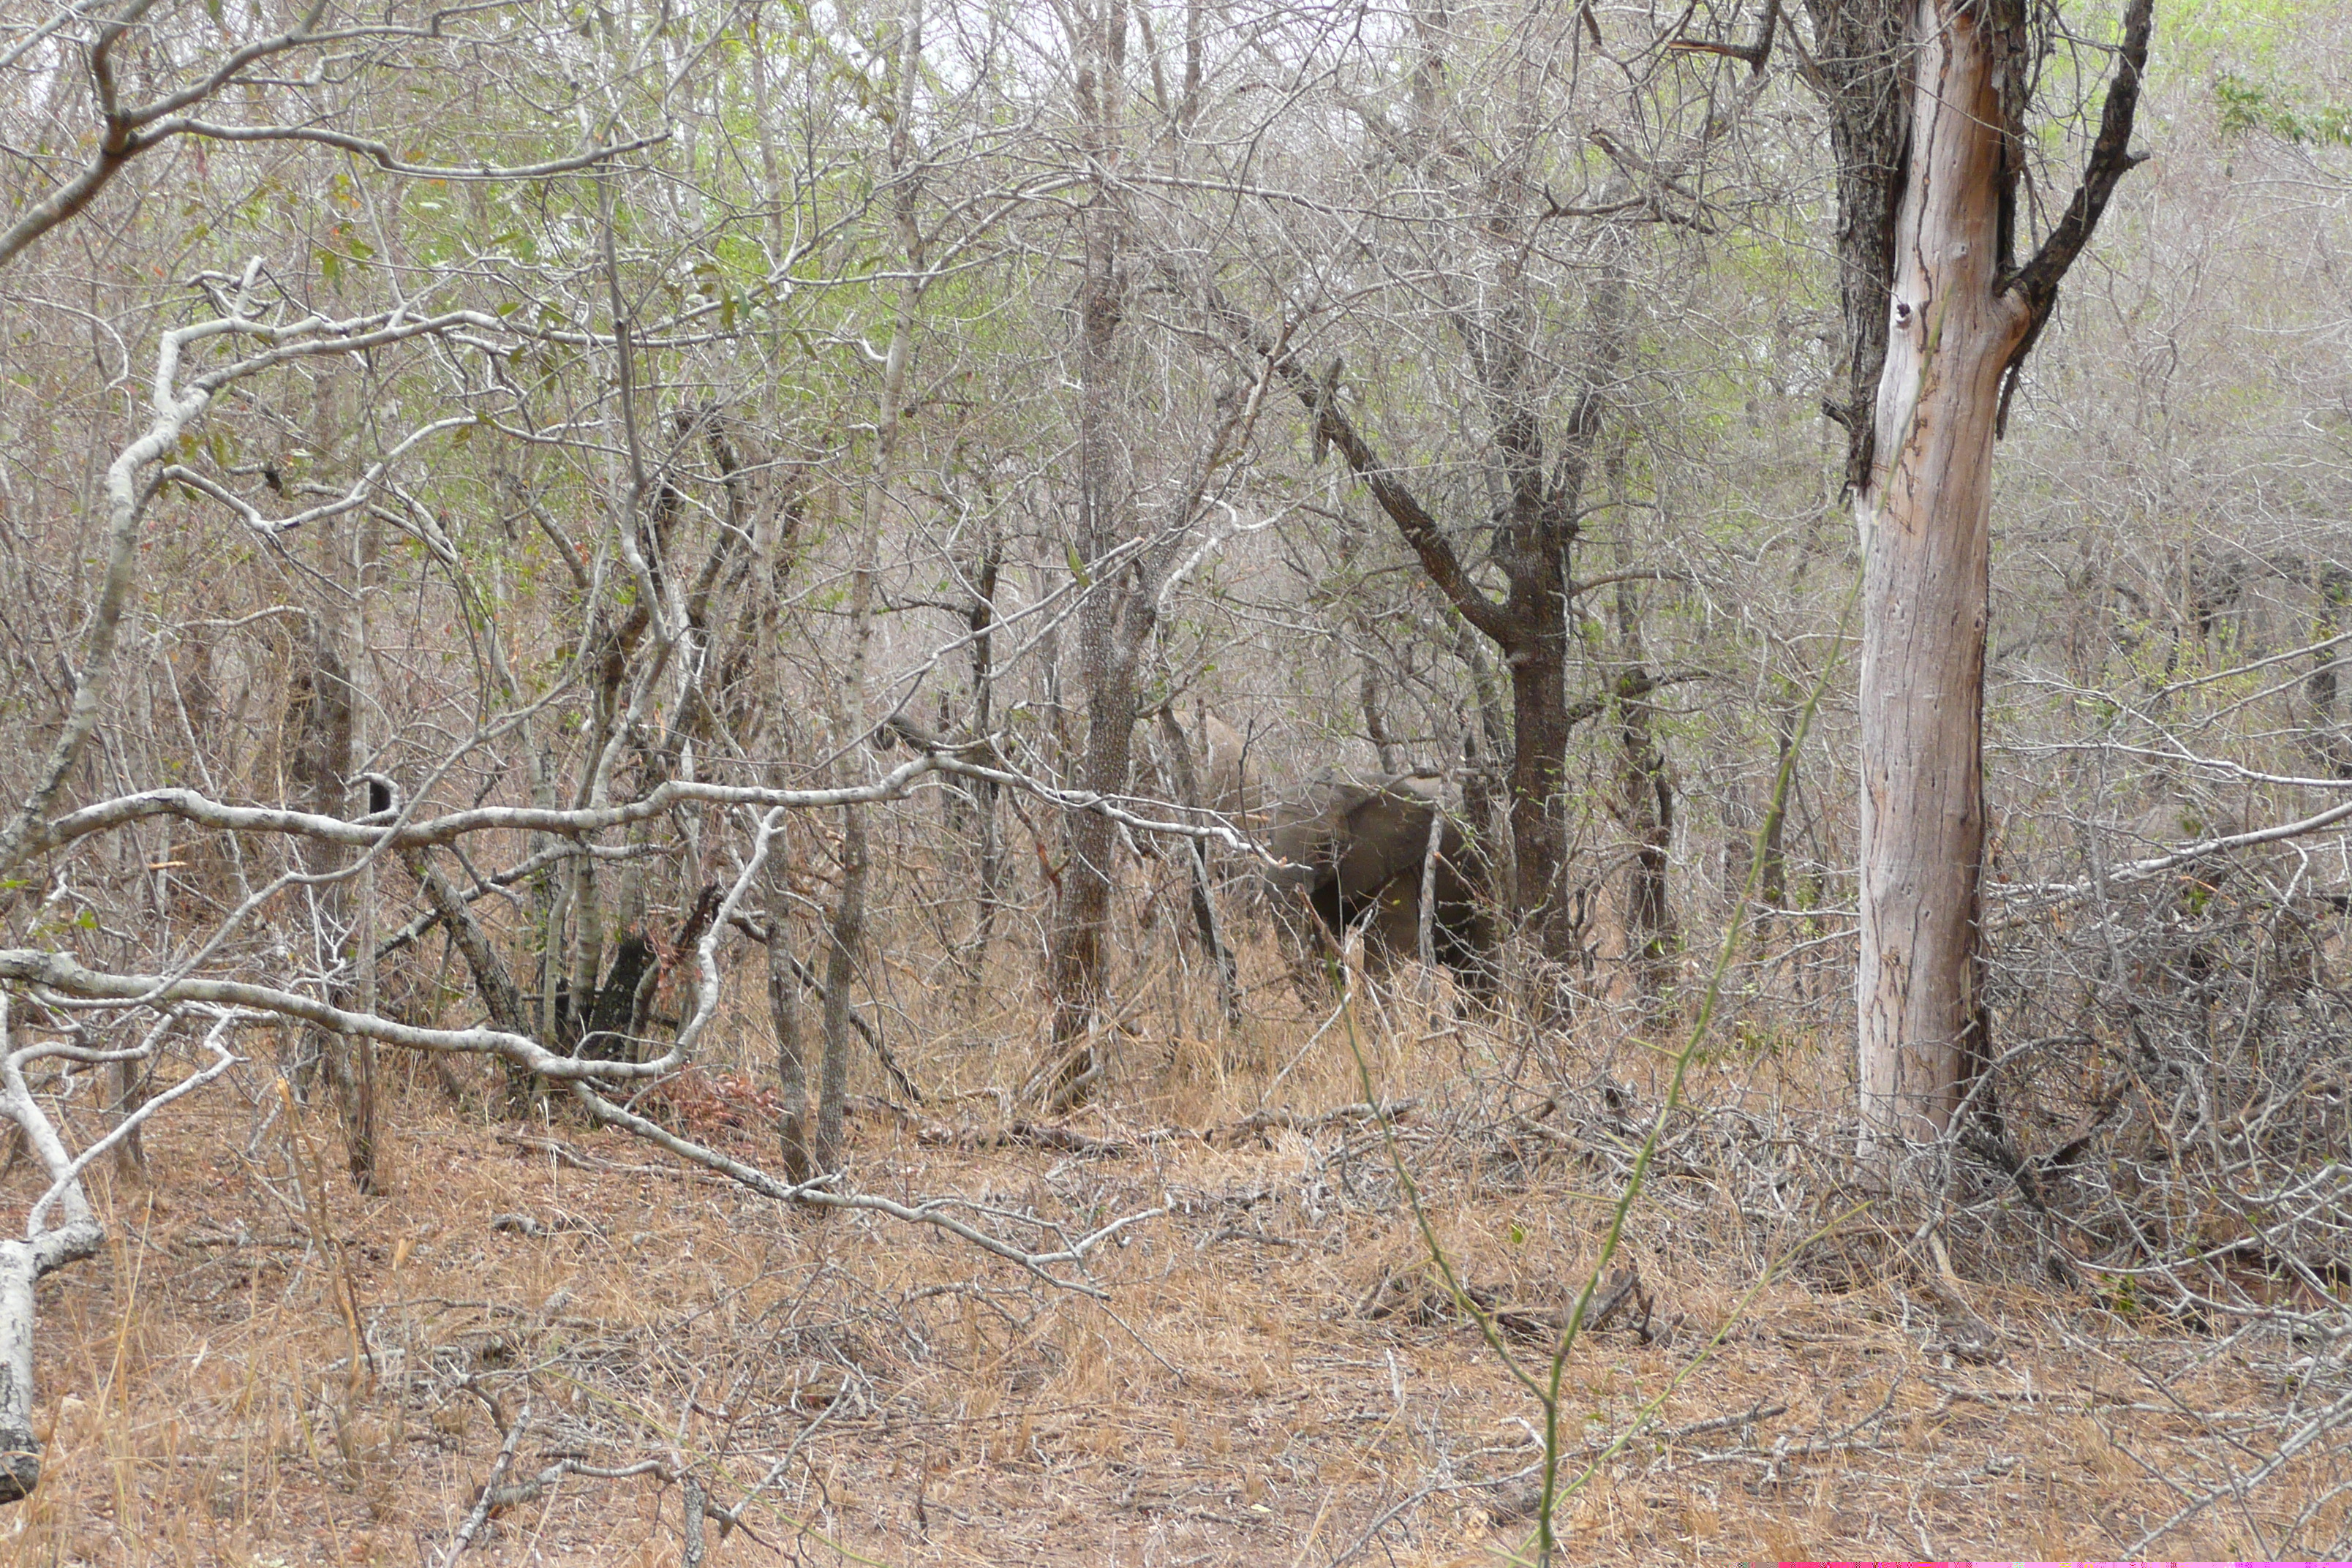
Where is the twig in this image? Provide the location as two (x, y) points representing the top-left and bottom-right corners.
(437, 1398), (529, 1566)
(570, 1080), (1158, 1297)
(711, 1395), (845, 1535)
(1332, 1461), (1546, 1567)
(918, 1119), (1135, 1156)
(1221, 1098), (1420, 1144)
(2123, 1384), (2352, 1556)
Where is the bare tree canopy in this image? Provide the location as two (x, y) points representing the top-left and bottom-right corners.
(0, 0), (2348, 1556)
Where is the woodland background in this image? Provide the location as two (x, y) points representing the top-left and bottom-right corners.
(0, 0), (2348, 1560)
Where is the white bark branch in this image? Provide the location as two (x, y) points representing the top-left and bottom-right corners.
(0, 993), (124, 1500)
(159, 121), (668, 182)
(0, 959), (1160, 1300)
(0, 949), (674, 1080)
(1997, 794), (2352, 916)
(19, 748), (1274, 862)
(26, 1012), (242, 1232)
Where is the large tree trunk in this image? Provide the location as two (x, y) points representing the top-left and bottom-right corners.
(1505, 627), (1575, 961)
(1852, 0), (2152, 1166)
(1855, 0), (2023, 1159)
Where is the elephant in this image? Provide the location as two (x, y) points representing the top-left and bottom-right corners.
(1260, 772), (1496, 983)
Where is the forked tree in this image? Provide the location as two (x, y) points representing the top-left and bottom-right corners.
(1827, 0), (2156, 1167)
(1191, 0), (1763, 987)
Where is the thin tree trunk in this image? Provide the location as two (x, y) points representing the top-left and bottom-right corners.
(1417, 766), (1448, 971)
(1361, 662), (1400, 774)
(1757, 694), (1795, 929)
(108, 1056), (147, 1182)
(964, 529), (1004, 988)
(749, 0), (789, 276)
(1044, 0), (1132, 1104)
(344, 518), (380, 1180)
(813, 804), (863, 1169)
(1156, 708), (1239, 1025)
(1613, 574), (1678, 1009)
(292, 596), (377, 1188)
(815, 0), (923, 1165)
(1178, 0), (1202, 129)
(767, 853), (809, 1178)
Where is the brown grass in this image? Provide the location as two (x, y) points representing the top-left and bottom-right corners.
(0, 950), (2342, 1567)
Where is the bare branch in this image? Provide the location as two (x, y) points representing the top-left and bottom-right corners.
(161, 121), (668, 181)
(1995, 0), (2157, 431)
(26, 1011), (241, 1232)
(1198, 287), (1512, 644)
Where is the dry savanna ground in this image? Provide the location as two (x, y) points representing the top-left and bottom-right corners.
(0, 958), (2341, 1567)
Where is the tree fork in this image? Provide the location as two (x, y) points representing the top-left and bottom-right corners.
(1853, 0), (2153, 1168)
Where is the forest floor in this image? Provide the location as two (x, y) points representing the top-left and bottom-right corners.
(0, 961), (2339, 1567)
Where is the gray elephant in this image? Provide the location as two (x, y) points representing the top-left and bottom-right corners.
(1261, 772), (1496, 983)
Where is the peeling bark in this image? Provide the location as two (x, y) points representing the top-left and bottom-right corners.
(1852, 0), (2153, 1166)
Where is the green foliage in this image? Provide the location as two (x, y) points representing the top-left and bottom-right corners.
(2161, 0), (2337, 78)
(2215, 71), (2352, 146)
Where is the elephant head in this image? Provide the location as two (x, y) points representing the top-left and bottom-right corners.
(1261, 772), (1495, 982)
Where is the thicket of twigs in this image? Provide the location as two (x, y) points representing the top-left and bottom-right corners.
(1, 0), (2350, 1558)
(0, 881), (2345, 1564)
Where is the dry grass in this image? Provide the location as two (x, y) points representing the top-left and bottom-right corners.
(1, 948), (2344, 1567)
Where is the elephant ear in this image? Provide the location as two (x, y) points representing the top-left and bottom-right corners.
(1262, 792), (1337, 877)
(1262, 776), (1360, 878)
